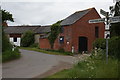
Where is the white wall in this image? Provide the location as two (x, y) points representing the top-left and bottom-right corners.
(9, 37), (21, 46)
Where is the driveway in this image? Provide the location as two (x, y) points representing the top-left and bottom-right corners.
(2, 49), (89, 78)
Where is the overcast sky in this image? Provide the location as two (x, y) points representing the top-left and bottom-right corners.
(1, 0), (115, 26)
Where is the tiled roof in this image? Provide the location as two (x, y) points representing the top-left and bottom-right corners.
(4, 25), (51, 34)
(60, 8), (93, 26)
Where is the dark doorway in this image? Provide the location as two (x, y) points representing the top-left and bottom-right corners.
(78, 37), (88, 52)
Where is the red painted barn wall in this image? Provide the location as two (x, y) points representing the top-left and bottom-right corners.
(39, 38), (51, 49)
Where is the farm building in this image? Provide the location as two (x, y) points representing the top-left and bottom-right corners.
(4, 25), (50, 46)
(39, 8), (105, 53)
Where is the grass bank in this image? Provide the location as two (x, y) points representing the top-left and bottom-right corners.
(47, 57), (119, 78)
(46, 49), (119, 78)
(2, 48), (21, 63)
(20, 47), (73, 56)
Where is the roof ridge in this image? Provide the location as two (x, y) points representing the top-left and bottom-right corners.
(75, 7), (94, 13)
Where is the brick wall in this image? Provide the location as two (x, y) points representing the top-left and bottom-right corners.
(39, 8), (105, 53)
(39, 38), (51, 49)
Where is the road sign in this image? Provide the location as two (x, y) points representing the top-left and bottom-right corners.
(89, 18), (105, 23)
(100, 9), (109, 17)
(109, 16), (120, 23)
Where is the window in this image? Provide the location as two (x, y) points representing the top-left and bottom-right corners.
(14, 37), (17, 42)
(95, 26), (99, 38)
(59, 36), (64, 44)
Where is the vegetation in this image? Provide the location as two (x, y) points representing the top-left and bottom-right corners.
(2, 9), (21, 62)
(46, 49), (119, 78)
(93, 37), (120, 60)
(2, 28), (12, 52)
(48, 20), (62, 49)
(110, 1), (120, 37)
(93, 38), (106, 49)
(2, 9), (14, 23)
(20, 47), (73, 56)
(2, 48), (21, 62)
(21, 30), (35, 47)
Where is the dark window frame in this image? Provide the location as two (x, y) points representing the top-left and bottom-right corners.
(13, 37), (17, 42)
(95, 26), (99, 38)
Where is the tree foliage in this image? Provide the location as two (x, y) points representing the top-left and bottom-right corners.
(2, 28), (12, 52)
(2, 9), (14, 52)
(2, 9), (14, 23)
(21, 30), (35, 47)
(48, 20), (62, 49)
(110, 1), (120, 37)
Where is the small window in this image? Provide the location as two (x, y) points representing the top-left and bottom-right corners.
(59, 36), (64, 44)
(95, 26), (99, 38)
(14, 37), (17, 42)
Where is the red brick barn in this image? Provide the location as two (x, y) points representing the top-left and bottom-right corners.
(39, 8), (105, 53)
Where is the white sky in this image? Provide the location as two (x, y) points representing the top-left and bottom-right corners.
(1, 0), (115, 26)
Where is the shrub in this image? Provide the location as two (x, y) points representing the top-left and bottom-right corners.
(58, 48), (65, 52)
(2, 48), (21, 62)
(30, 43), (39, 48)
(21, 30), (35, 47)
(108, 36), (120, 59)
(2, 28), (12, 52)
(93, 37), (120, 59)
(93, 38), (106, 49)
(90, 49), (106, 60)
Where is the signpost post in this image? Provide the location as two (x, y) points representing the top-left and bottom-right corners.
(89, 9), (120, 64)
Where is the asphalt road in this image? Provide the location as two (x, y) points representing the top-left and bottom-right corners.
(3, 49), (79, 78)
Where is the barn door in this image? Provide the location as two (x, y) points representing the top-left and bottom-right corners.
(78, 37), (88, 52)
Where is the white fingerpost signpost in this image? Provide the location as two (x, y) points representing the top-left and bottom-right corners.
(89, 9), (120, 64)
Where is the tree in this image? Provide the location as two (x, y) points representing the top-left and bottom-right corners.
(1, 9), (14, 52)
(21, 30), (35, 47)
(110, 1), (120, 37)
(2, 9), (14, 23)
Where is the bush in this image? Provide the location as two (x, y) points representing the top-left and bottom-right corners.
(58, 48), (65, 52)
(108, 36), (120, 59)
(30, 43), (39, 48)
(21, 30), (35, 47)
(2, 48), (21, 62)
(93, 37), (120, 59)
(90, 49), (106, 60)
(2, 28), (12, 52)
(93, 38), (106, 49)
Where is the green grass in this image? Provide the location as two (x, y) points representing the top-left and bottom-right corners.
(47, 56), (119, 78)
(20, 47), (73, 56)
(2, 48), (21, 63)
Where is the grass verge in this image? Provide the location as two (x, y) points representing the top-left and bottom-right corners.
(46, 57), (119, 78)
(20, 47), (73, 56)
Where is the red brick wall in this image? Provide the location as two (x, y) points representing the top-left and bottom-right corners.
(39, 38), (51, 49)
(53, 8), (105, 53)
(70, 8), (105, 53)
(39, 8), (105, 53)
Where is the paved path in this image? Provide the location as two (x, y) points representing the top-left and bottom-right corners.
(2, 49), (89, 78)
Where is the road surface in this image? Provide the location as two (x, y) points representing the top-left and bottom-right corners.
(2, 49), (89, 78)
